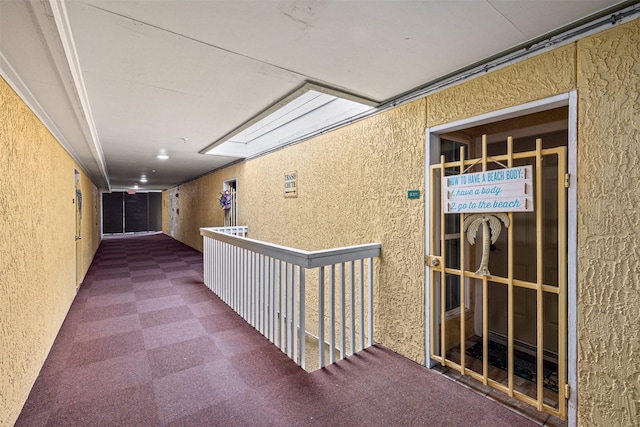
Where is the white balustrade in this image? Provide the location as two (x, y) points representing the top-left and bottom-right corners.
(200, 227), (380, 370)
(210, 225), (247, 237)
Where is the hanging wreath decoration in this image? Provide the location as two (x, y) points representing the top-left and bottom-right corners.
(218, 191), (233, 210)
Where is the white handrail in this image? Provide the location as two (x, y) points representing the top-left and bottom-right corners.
(200, 226), (380, 371)
(206, 225), (247, 237)
(200, 227), (380, 268)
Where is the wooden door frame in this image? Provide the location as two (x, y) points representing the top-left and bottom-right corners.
(424, 91), (577, 425)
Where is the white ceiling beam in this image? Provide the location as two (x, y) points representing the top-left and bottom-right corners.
(46, 0), (110, 190)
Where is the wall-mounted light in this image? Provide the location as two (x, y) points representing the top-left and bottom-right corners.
(157, 154), (169, 160)
(140, 177), (148, 183)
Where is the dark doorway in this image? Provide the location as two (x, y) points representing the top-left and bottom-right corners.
(102, 192), (162, 234)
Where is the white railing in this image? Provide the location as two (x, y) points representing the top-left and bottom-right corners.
(209, 225), (247, 237)
(200, 227), (380, 371)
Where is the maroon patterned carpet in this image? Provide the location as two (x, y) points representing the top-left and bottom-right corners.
(16, 233), (539, 426)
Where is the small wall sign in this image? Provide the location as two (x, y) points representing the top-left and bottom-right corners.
(444, 165), (533, 213)
(408, 190), (420, 199)
(284, 171), (297, 198)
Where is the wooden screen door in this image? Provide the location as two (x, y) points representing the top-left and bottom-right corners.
(427, 134), (568, 419)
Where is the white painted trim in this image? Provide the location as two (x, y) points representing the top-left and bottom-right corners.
(223, 178), (237, 192)
(1, 2), (110, 190)
(567, 90), (578, 427)
(424, 128), (441, 368)
(48, 0), (110, 189)
(429, 93), (570, 134)
(425, 91), (578, 424)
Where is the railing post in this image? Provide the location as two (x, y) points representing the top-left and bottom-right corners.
(245, 249), (250, 323)
(223, 241), (227, 298)
(340, 262), (346, 359)
(252, 252), (258, 328)
(280, 260), (286, 353)
(359, 259), (364, 351)
(214, 239), (219, 294)
(248, 252), (253, 327)
(329, 265), (336, 364)
(287, 263), (293, 358)
(199, 227), (379, 370)
(274, 260), (279, 347)
(235, 246), (241, 313)
(241, 248), (246, 319)
(230, 244), (234, 306)
(318, 266), (325, 369)
(269, 258), (275, 343)
(299, 267), (306, 370)
(224, 241), (228, 304)
(203, 237), (209, 289)
(213, 238), (217, 292)
(244, 249), (249, 320)
(293, 266), (298, 363)
(350, 260), (355, 355)
(265, 257), (271, 341)
(221, 241), (226, 304)
(368, 257), (374, 347)
(258, 254), (264, 335)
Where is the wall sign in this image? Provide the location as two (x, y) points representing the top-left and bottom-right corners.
(284, 171), (297, 198)
(408, 190), (420, 199)
(444, 165), (533, 213)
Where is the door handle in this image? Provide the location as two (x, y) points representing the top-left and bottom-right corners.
(426, 255), (442, 269)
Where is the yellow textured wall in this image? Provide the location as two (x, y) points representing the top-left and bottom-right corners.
(167, 47), (578, 368)
(164, 47), (577, 360)
(425, 21), (640, 424)
(162, 163), (243, 251)
(246, 101), (427, 360)
(0, 76), (101, 426)
(427, 44), (576, 127)
(163, 18), (640, 425)
(576, 19), (640, 426)
(166, 101), (427, 361)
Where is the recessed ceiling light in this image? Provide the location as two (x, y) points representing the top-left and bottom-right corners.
(157, 154), (169, 160)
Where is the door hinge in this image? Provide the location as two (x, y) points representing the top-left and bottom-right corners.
(565, 173), (571, 188)
(565, 384), (570, 399)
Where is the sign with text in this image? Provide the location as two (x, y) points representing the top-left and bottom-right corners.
(284, 171), (297, 198)
(444, 165), (533, 213)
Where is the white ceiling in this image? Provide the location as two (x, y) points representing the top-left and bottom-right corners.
(0, 0), (629, 191)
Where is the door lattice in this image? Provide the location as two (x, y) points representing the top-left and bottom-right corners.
(428, 135), (567, 419)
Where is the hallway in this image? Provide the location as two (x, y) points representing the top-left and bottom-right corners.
(17, 233), (543, 426)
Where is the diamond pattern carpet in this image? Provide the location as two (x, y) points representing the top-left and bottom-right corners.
(16, 232), (539, 426)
